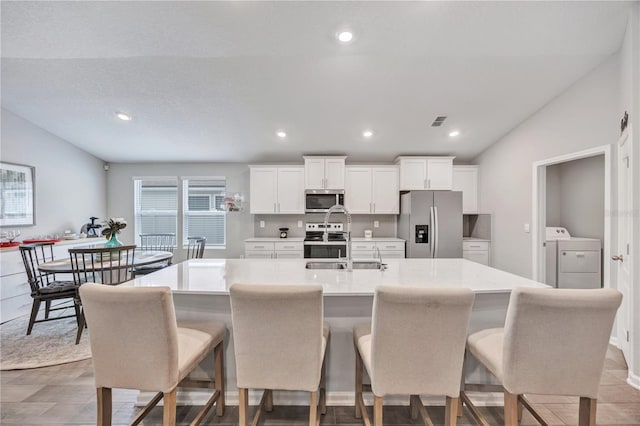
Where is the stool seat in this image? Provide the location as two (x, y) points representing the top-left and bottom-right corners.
(177, 321), (226, 384)
(466, 327), (504, 382)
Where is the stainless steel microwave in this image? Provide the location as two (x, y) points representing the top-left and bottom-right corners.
(305, 190), (345, 213)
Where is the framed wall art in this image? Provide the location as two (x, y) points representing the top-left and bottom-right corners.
(0, 162), (35, 226)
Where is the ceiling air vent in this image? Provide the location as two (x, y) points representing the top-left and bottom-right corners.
(431, 116), (447, 127)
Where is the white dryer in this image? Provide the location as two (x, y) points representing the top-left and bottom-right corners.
(545, 227), (602, 289)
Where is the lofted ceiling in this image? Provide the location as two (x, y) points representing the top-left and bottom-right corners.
(0, 1), (632, 163)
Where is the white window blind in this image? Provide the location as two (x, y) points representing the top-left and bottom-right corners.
(182, 177), (226, 248)
(134, 178), (178, 244)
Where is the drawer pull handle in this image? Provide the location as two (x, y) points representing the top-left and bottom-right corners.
(385, 245), (395, 249)
(254, 246), (264, 249)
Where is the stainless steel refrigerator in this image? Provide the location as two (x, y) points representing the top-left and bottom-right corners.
(398, 191), (463, 258)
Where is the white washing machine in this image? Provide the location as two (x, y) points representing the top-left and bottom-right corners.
(545, 227), (602, 289)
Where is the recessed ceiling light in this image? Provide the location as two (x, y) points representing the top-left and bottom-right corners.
(337, 31), (354, 43)
(276, 130), (287, 138)
(448, 130), (460, 138)
(115, 112), (132, 121)
(363, 130), (373, 138)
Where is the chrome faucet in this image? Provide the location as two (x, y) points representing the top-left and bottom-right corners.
(373, 246), (387, 271)
(323, 204), (352, 272)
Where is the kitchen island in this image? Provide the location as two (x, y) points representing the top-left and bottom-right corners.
(126, 258), (548, 406)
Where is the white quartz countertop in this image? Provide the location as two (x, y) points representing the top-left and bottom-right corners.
(351, 237), (405, 242)
(244, 237), (305, 242)
(127, 258), (548, 296)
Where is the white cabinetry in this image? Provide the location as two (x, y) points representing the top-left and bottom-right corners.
(345, 166), (399, 214)
(244, 240), (304, 259)
(452, 166), (478, 214)
(274, 241), (304, 259)
(462, 240), (490, 266)
(351, 240), (405, 259)
(244, 241), (275, 259)
(303, 156), (346, 190)
(396, 156), (454, 190)
(249, 166), (305, 214)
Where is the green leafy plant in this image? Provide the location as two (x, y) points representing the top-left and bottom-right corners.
(102, 218), (127, 240)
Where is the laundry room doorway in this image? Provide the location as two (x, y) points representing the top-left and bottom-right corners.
(531, 144), (616, 330)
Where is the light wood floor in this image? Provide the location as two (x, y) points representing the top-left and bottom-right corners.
(1, 346), (639, 425)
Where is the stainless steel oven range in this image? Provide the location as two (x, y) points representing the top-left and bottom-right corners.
(303, 223), (347, 259)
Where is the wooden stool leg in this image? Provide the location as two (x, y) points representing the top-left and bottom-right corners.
(162, 389), (177, 426)
(354, 344), (363, 419)
(373, 395), (383, 426)
(504, 391), (519, 426)
(579, 397), (597, 426)
(517, 399), (524, 421)
(214, 342), (225, 416)
(445, 396), (458, 426)
(265, 389), (273, 412)
(238, 388), (249, 426)
(96, 387), (112, 426)
(309, 391), (318, 426)
(320, 355), (327, 415)
(410, 395), (419, 420)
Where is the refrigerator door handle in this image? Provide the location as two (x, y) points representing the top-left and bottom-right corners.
(429, 206), (435, 258)
(434, 206), (439, 257)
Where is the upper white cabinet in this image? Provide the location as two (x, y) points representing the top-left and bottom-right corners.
(452, 165), (479, 214)
(249, 166), (305, 214)
(345, 166), (399, 214)
(303, 156), (346, 189)
(396, 156), (455, 190)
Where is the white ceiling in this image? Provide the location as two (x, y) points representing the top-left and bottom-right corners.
(1, 1), (632, 163)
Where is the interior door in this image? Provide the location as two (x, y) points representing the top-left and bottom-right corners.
(616, 130), (632, 363)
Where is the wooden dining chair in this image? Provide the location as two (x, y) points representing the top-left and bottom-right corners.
(69, 245), (137, 344)
(133, 233), (175, 275)
(186, 237), (206, 259)
(19, 242), (81, 336)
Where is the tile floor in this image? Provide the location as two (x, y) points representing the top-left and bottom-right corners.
(1, 346), (639, 425)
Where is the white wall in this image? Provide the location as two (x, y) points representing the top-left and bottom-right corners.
(106, 162), (253, 260)
(546, 155), (605, 244)
(0, 108), (107, 238)
(473, 53), (621, 278)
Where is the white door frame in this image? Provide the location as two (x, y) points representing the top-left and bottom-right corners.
(531, 144), (612, 293)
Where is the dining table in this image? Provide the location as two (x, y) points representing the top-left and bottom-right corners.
(38, 249), (174, 274)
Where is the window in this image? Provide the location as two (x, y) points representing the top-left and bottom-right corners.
(133, 177), (178, 244)
(182, 177), (226, 248)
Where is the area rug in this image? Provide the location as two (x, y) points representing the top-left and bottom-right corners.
(0, 314), (91, 370)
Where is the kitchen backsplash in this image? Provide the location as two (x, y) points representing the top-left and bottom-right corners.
(253, 214), (397, 239)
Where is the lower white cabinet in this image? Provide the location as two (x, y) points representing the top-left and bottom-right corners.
(462, 240), (490, 266)
(351, 240), (405, 260)
(274, 241), (304, 259)
(244, 240), (303, 259)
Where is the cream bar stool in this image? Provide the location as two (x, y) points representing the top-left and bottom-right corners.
(354, 286), (475, 426)
(79, 283), (226, 426)
(462, 287), (622, 426)
(229, 284), (329, 426)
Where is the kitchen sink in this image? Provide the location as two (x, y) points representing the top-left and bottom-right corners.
(305, 261), (384, 270)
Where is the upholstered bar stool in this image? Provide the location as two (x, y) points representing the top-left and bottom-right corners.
(79, 284), (226, 426)
(353, 286), (475, 426)
(229, 284), (329, 426)
(462, 287), (622, 426)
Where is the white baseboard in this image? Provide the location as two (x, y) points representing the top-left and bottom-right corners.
(139, 390), (504, 407)
(628, 372), (640, 390)
(609, 336), (619, 348)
